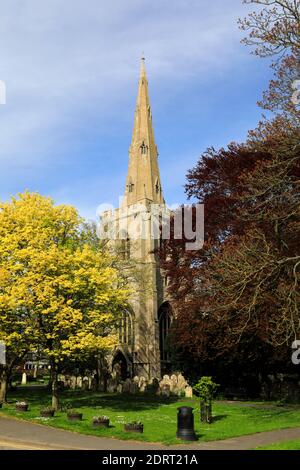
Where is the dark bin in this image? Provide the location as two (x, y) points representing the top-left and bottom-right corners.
(176, 406), (197, 441)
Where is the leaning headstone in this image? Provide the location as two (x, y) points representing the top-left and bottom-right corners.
(70, 376), (77, 389)
(160, 376), (173, 393)
(139, 376), (147, 393)
(21, 372), (27, 385)
(170, 374), (178, 389)
(82, 377), (89, 391)
(177, 373), (188, 391)
(172, 375), (180, 394)
(66, 376), (73, 389)
(185, 386), (193, 398)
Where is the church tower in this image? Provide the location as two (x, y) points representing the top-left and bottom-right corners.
(101, 58), (171, 381)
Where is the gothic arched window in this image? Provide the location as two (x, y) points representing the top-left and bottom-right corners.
(128, 181), (134, 193)
(118, 230), (130, 260)
(158, 302), (173, 362)
(140, 141), (148, 155)
(119, 309), (135, 347)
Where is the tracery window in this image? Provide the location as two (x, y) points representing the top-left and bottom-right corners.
(140, 141), (148, 155)
(119, 309), (134, 347)
(158, 302), (172, 362)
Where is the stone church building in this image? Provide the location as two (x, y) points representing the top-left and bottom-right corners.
(100, 58), (173, 382)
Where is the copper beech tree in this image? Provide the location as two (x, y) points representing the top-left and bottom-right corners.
(159, 0), (300, 377)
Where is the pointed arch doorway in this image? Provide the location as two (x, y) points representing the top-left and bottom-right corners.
(112, 351), (129, 381)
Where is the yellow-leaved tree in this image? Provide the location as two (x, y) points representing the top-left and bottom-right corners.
(0, 192), (129, 407)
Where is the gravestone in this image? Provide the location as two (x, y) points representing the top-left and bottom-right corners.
(123, 378), (131, 394)
(82, 377), (89, 391)
(70, 376), (77, 389)
(177, 373), (188, 390)
(21, 372), (27, 385)
(139, 377), (147, 393)
(161, 384), (171, 397)
(185, 386), (193, 398)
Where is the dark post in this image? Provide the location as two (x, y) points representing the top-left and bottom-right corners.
(176, 406), (197, 441)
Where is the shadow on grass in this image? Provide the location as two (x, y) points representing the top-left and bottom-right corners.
(212, 414), (227, 423)
(8, 387), (184, 412)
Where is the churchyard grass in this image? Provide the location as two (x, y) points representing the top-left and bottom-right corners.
(256, 439), (300, 450)
(1, 389), (300, 445)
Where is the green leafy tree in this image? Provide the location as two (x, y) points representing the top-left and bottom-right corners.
(193, 376), (219, 424)
(0, 192), (129, 407)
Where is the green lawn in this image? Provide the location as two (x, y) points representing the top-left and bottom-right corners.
(1, 388), (300, 445)
(256, 440), (300, 450)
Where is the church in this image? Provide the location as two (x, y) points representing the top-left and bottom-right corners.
(100, 58), (173, 382)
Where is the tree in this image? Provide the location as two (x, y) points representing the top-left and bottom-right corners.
(161, 117), (299, 371)
(239, 1), (299, 56)
(239, 0), (300, 121)
(207, 121), (300, 349)
(158, 0), (300, 384)
(193, 377), (219, 424)
(0, 192), (129, 407)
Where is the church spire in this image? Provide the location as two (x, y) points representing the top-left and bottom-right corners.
(125, 58), (164, 206)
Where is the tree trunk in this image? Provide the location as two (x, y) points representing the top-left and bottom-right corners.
(200, 400), (206, 422)
(200, 400), (212, 424)
(51, 367), (60, 410)
(206, 400), (212, 424)
(95, 356), (101, 391)
(0, 366), (8, 403)
(96, 355), (108, 392)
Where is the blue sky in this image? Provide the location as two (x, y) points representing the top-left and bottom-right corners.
(0, 0), (272, 219)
